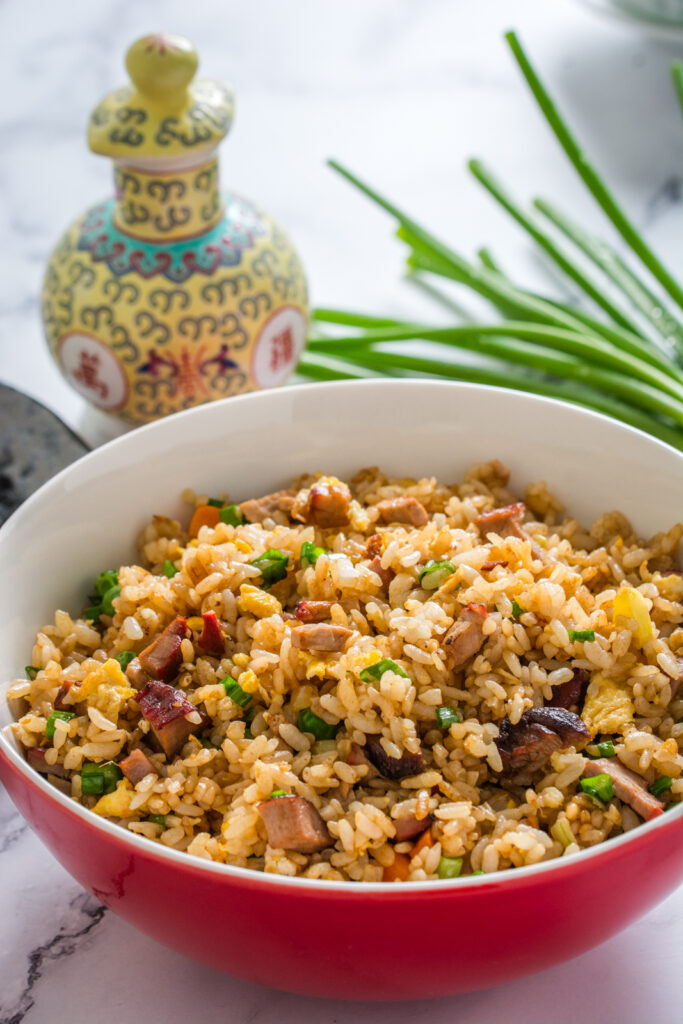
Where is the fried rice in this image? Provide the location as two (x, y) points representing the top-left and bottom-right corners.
(8, 461), (683, 882)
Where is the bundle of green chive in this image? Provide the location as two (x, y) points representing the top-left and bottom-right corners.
(296, 31), (683, 452)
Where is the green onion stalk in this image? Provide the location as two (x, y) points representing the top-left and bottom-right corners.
(295, 31), (683, 451)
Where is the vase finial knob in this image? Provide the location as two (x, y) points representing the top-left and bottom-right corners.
(125, 33), (198, 105)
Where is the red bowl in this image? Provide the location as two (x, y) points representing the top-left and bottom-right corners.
(2, 749), (682, 1000)
(1, 382), (682, 999)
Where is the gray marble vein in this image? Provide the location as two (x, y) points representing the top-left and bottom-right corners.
(1, 896), (107, 1024)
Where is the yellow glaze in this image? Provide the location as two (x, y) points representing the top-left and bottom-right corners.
(92, 779), (136, 818)
(88, 35), (233, 159)
(582, 673), (635, 736)
(613, 586), (654, 646)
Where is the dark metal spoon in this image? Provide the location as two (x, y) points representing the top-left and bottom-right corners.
(0, 383), (90, 526)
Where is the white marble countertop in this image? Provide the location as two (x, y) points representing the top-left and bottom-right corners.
(1, 0), (683, 1019)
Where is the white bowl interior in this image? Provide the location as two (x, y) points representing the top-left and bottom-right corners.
(1, 379), (682, 888)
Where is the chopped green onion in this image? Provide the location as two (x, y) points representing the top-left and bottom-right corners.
(418, 559), (455, 589)
(580, 774), (614, 804)
(242, 708), (255, 739)
(45, 710), (75, 739)
(270, 789), (288, 798)
(220, 504), (246, 526)
(221, 677), (251, 708)
(568, 629), (595, 642)
(251, 548), (289, 588)
(360, 658), (409, 682)
(550, 817), (575, 848)
(207, 498), (223, 508)
(81, 772), (105, 795)
(649, 776), (673, 797)
(297, 708), (340, 740)
(100, 584), (121, 617)
(115, 651), (136, 671)
(84, 569), (121, 620)
(511, 600), (523, 619)
(585, 740), (616, 759)
(313, 33), (683, 453)
(162, 559), (179, 578)
(437, 856), (463, 879)
(81, 761), (123, 795)
(25, 666), (38, 680)
(435, 705), (462, 730)
(94, 569), (119, 597)
(149, 814), (167, 826)
(200, 737), (218, 749)
(471, 870), (485, 876)
(300, 541), (326, 568)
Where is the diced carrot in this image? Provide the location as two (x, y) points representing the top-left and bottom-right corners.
(466, 602), (488, 619)
(411, 828), (435, 857)
(383, 852), (411, 882)
(188, 505), (221, 539)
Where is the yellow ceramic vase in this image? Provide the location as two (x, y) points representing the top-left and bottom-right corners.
(42, 33), (309, 424)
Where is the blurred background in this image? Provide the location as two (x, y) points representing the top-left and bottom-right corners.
(3, 0), (683, 443)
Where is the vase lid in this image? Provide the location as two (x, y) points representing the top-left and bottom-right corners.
(87, 33), (234, 160)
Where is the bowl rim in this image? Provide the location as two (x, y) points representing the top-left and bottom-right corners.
(1, 378), (682, 894)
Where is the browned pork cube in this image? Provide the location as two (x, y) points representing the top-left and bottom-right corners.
(496, 707), (590, 784)
(475, 502), (526, 539)
(240, 489), (297, 524)
(308, 480), (352, 529)
(290, 623), (353, 652)
(376, 496), (429, 527)
(258, 795), (332, 853)
(119, 748), (159, 785)
(583, 758), (665, 822)
(365, 736), (423, 780)
(139, 616), (187, 683)
(136, 679), (207, 758)
(294, 600), (334, 623)
(443, 603), (488, 670)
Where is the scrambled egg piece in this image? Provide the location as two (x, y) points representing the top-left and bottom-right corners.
(654, 572), (683, 602)
(92, 779), (135, 818)
(613, 586), (653, 646)
(237, 669), (258, 694)
(238, 584), (282, 618)
(582, 673), (634, 736)
(72, 659), (135, 721)
(350, 648), (383, 676)
(293, 651), (336, 681)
